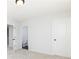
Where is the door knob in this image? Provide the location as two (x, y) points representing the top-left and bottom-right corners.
(54, 39), (56, 41)
(12, 39), (15, 40)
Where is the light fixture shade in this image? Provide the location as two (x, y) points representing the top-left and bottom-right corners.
(16, 0), (25, 6)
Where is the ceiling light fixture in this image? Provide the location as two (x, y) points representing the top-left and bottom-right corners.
(16, 0), (25, 6)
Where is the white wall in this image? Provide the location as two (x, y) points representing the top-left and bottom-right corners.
(27, 16), (52, 55)
(22, 14), (71, 57)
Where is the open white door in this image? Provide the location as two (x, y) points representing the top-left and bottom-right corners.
(8, 25), (14, 49)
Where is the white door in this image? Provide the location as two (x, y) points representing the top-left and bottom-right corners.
(55, 19), (66, 56)
(8, 25), (14, 48)
(22, 26), (28, 47)
(51, 18), (67, 56)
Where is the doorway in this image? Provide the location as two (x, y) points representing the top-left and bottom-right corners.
(22, 26), (28, 50)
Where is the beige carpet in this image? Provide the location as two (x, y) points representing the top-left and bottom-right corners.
(7, 48), (70, 59)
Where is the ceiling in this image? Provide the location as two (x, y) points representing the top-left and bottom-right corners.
(7, 0), (71, 22)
